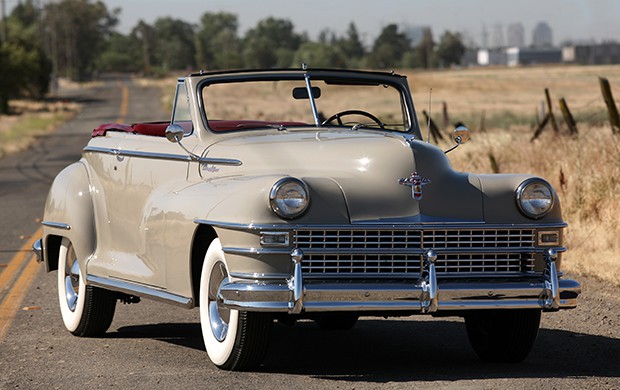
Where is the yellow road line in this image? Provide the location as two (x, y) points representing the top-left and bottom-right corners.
(117, 84), (129, 123)
(0, 227), (43, 341)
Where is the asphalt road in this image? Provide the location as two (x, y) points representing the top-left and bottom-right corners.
(0, 78), (619, 389)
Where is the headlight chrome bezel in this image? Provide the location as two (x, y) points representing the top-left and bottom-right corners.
(516, 178), (555, 219)
(269, 177), (310, 219)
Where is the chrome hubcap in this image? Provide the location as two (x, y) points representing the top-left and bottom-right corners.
(64, 245), (80, 312)
(208, 261), (230, 342)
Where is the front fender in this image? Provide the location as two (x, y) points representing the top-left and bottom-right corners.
(42, 161), (95, 274)
(476, 174), (564, 224)
(161, 174), (350, 291)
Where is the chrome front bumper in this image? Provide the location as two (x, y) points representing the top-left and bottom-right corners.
(219, 248), (580, 314)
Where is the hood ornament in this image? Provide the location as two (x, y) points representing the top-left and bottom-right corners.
(399, 172), (431, 200)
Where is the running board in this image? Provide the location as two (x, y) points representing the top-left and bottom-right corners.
(87, 275), (194, 309)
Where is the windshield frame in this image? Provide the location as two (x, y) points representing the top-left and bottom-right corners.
(195, 69), (419, 135)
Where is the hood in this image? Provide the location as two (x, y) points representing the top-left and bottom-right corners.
(204, 129), (484, 223)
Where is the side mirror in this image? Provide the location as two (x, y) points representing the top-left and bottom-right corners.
(165, 124), (185, 143)
(453, 125), (470, 145)
(444, 125), (470, 154)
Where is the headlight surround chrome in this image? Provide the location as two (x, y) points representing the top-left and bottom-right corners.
(269, 178), (310, 219)
(516, 178), (555, 219)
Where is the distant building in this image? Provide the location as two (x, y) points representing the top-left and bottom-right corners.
(532, 22), (553, 47)
(563, 43), (620, 65)
(507, 47), (562, 66)
(477, 49), (507, 66)
(507, 23), (525, 48)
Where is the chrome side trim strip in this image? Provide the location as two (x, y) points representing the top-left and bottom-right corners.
(195, 219), (568, 232)
(87, 275), (193, 308)
(83, 146), (242, 166)
(224, 247), (291, 256)
(230, 272), (290, 280)
(41, 221), (71, 230)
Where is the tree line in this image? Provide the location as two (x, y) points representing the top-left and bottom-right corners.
(0, 0), (466, 113)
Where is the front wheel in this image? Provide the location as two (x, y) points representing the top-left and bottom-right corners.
(57, 238), (116, 337)
(464, 309), (541, 363)
(200, 239), (272, 371)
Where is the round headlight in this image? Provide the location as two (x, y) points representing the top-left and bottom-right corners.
(516, 179), (555, 219)
(269, 178), (310, 219)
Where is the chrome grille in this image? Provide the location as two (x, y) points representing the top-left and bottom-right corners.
(294, 228), (537, 278)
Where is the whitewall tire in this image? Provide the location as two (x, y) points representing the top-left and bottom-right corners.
(200, 238), (272, 370)
(57, 237), (116, 336)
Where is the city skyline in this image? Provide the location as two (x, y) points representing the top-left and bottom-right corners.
(95, 0), (618, 47)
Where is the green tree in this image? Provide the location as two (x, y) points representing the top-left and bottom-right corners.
(195, 12), (242, 70)
(292, 41), (346, 68)
(436, 31), (466, 67)
(0, 42), (50, 113)
(368, 24), (410, 69)
(152, 17), (196, 71)
(131, 20), (156, 74)
(97, 32), (140, 73)
(43, 0), (119, 81)
(243, 17), (304, 68)
(338, 22), (365, 59)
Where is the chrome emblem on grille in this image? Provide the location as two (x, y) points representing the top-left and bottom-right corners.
(399, 172), (431, 200)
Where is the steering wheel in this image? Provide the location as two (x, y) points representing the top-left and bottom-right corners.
(321, 109), (385, 129)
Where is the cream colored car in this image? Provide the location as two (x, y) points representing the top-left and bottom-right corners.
(34, 68), (580, 370)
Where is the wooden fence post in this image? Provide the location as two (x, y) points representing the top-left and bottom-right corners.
(599, 77), (620, 134)
(545, 88), (559, 134)
(422, 110), (444, 143)
(559, 98), (578, 135)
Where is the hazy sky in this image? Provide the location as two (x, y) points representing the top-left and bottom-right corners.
(17, 0), (620, 46)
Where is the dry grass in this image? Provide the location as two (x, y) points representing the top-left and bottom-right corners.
(0, 99), (78, 158)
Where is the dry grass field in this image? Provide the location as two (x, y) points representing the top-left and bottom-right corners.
(0, 99), (78, 158)
(405, 65), (620, 286)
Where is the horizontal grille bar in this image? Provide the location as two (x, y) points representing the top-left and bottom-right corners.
(302, 253), (536, 277)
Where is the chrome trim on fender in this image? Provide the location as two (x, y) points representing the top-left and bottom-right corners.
(223, 247), (291, 256)
(33, 239), (43, 263)
(230, 272), (291, 280)
(41, 221), (71, 230)
(87, 275), (193, 308)
(83, 146), (242, 166)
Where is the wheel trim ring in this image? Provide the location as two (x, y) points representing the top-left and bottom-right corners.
(64, 247), (80, 312)
(208, 261), (230, 342)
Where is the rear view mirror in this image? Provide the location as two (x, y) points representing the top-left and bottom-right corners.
(292, 86), (321, 100)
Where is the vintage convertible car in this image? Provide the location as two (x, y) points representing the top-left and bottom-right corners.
(34, 68), (580, 370)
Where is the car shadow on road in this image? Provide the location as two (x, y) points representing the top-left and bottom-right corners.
(111, 322), (205, 351)
(112, 318), (618, 382)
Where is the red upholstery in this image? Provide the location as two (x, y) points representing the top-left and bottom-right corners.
(132, 122), (169, 137)
(92, 123), (133, 137)
(92, 122), (170, 137)
(92, 120), (308, 137)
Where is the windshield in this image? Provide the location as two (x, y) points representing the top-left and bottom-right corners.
(200, 76), (411, 132)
